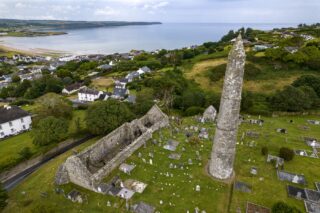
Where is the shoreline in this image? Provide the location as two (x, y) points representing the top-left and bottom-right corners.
(0, 43), (67, 56)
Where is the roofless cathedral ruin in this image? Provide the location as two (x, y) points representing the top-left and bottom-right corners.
(209, 35), (246, 180)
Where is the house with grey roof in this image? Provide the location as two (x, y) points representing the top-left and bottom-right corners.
(78, 87), (103, 102)
(137, 66), (151, 75)
(62, 83), (86, 95)
(0, 105), (32, 139)
(112, 87), (129, 100)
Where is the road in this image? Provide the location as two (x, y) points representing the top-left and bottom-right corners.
(3, 135), (93, 191)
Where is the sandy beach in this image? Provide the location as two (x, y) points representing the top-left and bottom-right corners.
(0, 42), (66, 56)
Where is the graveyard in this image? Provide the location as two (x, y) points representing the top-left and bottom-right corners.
(2, 112), (320, 212)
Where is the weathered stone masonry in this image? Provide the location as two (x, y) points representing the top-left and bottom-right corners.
(56, 105), (169, 192)
(209, 35), (246, 180)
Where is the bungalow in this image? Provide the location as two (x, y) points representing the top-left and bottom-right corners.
(62, 83), (85, 95)
(78, 87), (103, 102)
(0, 105), (32, 139)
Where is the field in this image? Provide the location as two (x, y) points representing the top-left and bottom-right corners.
(91, 77), (114, 91)
(184, 56), (320, 95)
(0, 110), (87, 173)
(3, 114), (320, 212)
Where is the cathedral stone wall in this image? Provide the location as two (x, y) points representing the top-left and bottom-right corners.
(56, 105), (169, 192)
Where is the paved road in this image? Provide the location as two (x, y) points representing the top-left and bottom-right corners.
(3, 135), (93, 191)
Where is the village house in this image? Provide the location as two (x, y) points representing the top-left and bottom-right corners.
(126, 71), (140, 82)
(62, 83), (86, 95)
(300, 34), (314, 41)
(78, 87), (103, 102)
(98, 64), (113, 71)
(253, 44), (272, 51)
(0, 105), (32, 139)
(112, 85), (129, 99)
(137, 66), (151, 75)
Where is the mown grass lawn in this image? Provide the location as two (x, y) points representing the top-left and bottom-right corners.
(232, 115), (320, 212)
(0, 132), (37, 170)
(3, 114), (320, 213)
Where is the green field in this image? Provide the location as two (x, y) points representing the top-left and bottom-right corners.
(3, 114), (320, 212)
(0, 110), (87, 173)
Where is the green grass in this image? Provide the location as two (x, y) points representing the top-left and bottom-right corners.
(0, 110), (88, 173)
(4, 114), (320, 212)
(232, 115), (320, 212)
(0, 132), (37, 170)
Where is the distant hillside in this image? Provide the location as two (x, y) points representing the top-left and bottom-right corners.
(0, 19), (162, 30)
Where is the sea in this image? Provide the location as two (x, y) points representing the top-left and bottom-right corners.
(0, 23), (297, 55)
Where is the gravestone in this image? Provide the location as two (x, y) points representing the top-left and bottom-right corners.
(234, 181), (252, 193)
(202, 105), (217, 122)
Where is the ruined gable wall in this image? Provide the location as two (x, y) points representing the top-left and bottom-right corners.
(64, 156), (95, 191)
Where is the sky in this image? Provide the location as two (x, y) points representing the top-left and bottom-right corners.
(0, 0), (319, 23)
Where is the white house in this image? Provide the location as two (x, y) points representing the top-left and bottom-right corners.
(0, 105), (32, 139)
(78, 87), (103, 102)
(137, 66), (151, 75)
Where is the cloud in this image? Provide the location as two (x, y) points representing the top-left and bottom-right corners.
(0, 0), (319, 23)
(94, 6), (118, 16)
(15, 2), (26, 8)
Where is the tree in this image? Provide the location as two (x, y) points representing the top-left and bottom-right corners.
(18, 147), (32, 160)
(0, 184), (8, 211)
(134, 89), (154, 116)
(35, 93), (73, 121)
(86, 100), (135, 135)
(279, 147), (294, 161)
(32, 116), (68, 146)
(272, 201), (301, 213)
(270, 86), (311, 112)
(11, 75), (21, 83)
(14, 80), (32, 97)
(292, 75), (320, 97)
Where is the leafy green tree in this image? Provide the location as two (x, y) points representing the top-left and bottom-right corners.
(292, 75), (320, 97)
(18, 147), (32, 160)
(134, 89), (154, 116)
(265, 48), (287, 61)
(180, 89), (206, 110)
(270, 86), (311, 112)
(86, 100), (134, 135)
(0, 184), (8, 211)
(279, 147), (295, 161)
(32, 116), (68, 146)
(35, 93), (73, 120)
(272, 201), (301, 213)
(11, 75), (21, 83)
(14, 80), (32, 97)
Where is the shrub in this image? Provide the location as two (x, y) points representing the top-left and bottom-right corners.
(261, 146), (268, 156)
(184, 107), (204, 116)
(279, 147), (294, 161)
(272, 201), (302, 213)
(0, 184), (8, 211)
(18, 147), (32, 160)
(189, 136), (201, 146)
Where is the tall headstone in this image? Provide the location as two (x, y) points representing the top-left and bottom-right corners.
(209, 35), (246, 180)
